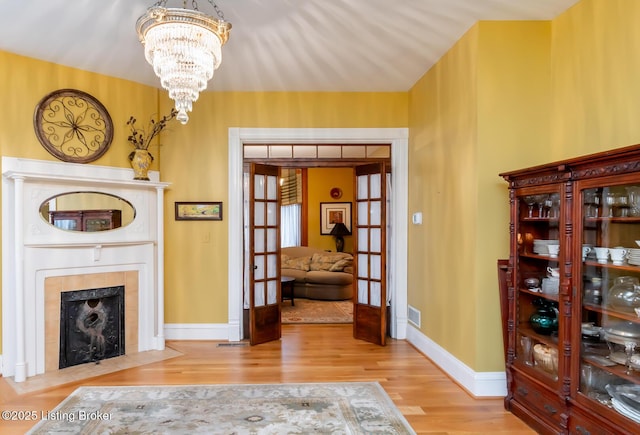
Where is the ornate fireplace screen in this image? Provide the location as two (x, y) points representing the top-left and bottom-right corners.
(59, 286), (125, 369)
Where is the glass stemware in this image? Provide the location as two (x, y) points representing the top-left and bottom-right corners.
(523, 195), (536, 218)
(615, 194), (630, 217)
(606, 192), (615, 217)
(521, 336), (534, 366)
(533, 194), (549, 218)
(626, 186), (640, 217)
(549, 193), (561, 218)
(583, 189), (600, 218)
(543, 198), (553, 218)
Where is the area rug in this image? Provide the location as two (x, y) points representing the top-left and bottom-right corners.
(282, 299), (353, 324)
(28, 382), (415, 434)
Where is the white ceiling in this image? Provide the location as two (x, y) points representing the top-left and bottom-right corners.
(0, 0), (579, 92)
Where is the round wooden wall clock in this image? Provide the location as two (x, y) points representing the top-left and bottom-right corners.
(330, 187), (343, 199)
(33, 89), (113, 163)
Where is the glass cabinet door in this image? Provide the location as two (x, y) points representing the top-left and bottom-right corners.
(514, 189), (563, 386)
(578, 183), (640, 423)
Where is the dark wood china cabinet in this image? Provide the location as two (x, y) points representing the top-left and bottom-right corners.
(500, 144), (640, 435)
(49, 209), (122, 232)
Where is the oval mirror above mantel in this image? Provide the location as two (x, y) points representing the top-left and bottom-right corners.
(39, 192), (136, 232)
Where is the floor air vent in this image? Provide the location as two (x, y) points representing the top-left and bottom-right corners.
(217, 342), (249, 347)
(408, 305), (421, 328)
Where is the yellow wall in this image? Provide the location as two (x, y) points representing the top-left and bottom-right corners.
(408, 24), (480, 369)
(158, 92), (407, 323)
(476, 21), (552, 370)
(0, 51), (160, 355)
(408, 20), (554, 371)
(551, 0), (640, 156)
(0, 52), (161, 168)
(307, 168), (355, 252)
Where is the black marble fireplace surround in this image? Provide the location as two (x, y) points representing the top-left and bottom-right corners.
(59, 286), (125, 369)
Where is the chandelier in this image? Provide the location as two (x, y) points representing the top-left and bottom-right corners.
(136, 0), (232, 124)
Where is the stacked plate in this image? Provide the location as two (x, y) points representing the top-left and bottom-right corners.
(628, 248), (640, 266)
(606, 384), (640, 423)
(533, 239), (559, 256)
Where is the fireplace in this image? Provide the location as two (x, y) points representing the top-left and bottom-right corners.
(2, 156), (169, 382)
(59, 286), (125, 369)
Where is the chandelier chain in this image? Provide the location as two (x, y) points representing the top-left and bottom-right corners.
(207, 0), (226, 20)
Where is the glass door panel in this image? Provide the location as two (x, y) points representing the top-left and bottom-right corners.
(577, 183), (640, 419)
(248, 164), (281, 345)
(353, 163), (387, 345)
(514, 189), (563, 385)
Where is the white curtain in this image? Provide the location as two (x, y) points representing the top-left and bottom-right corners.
(281, 204), (301, 247)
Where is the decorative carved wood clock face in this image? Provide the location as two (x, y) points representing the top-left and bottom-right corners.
(33, 89), (113, 163)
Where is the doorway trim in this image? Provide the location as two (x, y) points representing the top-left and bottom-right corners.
(227, 128), (408, 341)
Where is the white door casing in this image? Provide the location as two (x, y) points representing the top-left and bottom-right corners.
(228, 128), (408, 341)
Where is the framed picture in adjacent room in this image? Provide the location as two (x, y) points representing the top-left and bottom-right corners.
(175, 202), (223, 221)
(320, 202), (352, 234)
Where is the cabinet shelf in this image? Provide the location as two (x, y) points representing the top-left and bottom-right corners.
(518, 252), (560, 262)
(583, 260), (640, 272)
(519, 287), (559, 303)
(518, 324), (559, 347)
(583, 303), (640, 323)
(582, 353), (640, 384)
(585, 217), (640, 224)
(521, 217), (560, 223)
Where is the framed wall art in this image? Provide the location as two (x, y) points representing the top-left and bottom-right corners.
(33, 89), (114, 163)
(175, 202), (223, 221)
(320, 202), (352, 235)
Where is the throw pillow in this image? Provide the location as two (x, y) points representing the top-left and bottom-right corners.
(310, 253), (353, 272)
(282, 255), (311, 271)
(329, 257), (353, 272)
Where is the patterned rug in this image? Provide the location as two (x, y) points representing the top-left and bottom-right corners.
(281, 299), (353, 324)
(28, 382), (415, 434)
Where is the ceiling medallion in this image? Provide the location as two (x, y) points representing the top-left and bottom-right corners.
(136, 0), (232, 124)
(33, 89), (114, 163)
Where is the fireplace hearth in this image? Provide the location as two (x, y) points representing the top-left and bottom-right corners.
(59, 286), (125, 369)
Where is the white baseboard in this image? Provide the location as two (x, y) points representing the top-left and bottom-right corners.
(406, 325), (507, 398)
(164, 323), (231, 341)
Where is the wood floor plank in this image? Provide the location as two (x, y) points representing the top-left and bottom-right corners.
(0, 324), (533, 434)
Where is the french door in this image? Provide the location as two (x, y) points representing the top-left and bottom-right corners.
(247, 163), (281, 345)
(353, 162), (388, 345)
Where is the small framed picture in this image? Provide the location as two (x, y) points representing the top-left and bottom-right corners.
(320, 202), (352, 235)
(175, 202), (223, 221)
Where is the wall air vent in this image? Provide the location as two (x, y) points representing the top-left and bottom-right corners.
(408, 305), (421, 328)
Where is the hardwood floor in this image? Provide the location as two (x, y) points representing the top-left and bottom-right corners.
(0, 324), (534, 434)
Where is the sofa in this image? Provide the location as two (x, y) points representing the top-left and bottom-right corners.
(281, 246), (353, 300)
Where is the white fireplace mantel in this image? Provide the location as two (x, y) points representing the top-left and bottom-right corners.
(2, 157), (170, 382)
